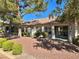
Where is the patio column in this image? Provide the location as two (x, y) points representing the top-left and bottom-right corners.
(2, 26), (5, 36)
(51, 26), (55, 39)
(27, 27), (31, 36)
(27, 27), (31, 32)
(74, 20), (78, 38)
(3, 26), (5, 33)
(42, 26), (44, 32)
(31, 27), (36, 37)
(18, 27), (22, 37)
(24, 27), (26, 33)
(68, 26), (73, 43)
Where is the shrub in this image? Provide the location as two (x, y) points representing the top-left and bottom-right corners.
(0, 30), (4, 33)
(34, 31), (41, 37)
(26, 32), (30, 37)
(2, 41), (13, 51)
(73, 36), (79, 46)
(13, 32), (17, 35)
(42, 32), (48, 38)
(22, 32), (30, 37)
(22, 32), (26, 36)
(12, 43), (22, 55)
(0, 38), (7, 48)
(34, 31), (48, 38)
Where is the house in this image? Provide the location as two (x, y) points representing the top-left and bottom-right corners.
(0, 19), (21, 37)
(22, 16), (79, 43)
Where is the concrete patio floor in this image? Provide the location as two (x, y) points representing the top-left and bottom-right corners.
(13, 37), (79, 59)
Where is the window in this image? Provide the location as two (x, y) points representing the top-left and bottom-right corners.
(55, 26), (68, 39)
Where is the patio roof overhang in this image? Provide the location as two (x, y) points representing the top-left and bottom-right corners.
(23, 20), (69, 28)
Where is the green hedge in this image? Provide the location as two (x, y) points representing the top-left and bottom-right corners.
(34, 31), (48, 38)
(22, 32), (30, 37)
(73, 37), (79, 46)
(42, 32), (48, 38)
(0, 38), (7, 48)
(34, 31), (41, 37)
(2, 41), (13, 51)
(0, 30), (4, 33)
(12, 43), (22, 55)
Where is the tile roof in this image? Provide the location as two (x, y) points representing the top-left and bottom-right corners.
(24, 17), (57, 26)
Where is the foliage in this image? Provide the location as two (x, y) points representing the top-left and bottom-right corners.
(0, 29), (4, 33)
(34, 31), (48, 38)
(56, 0), (62, 5)
(22, 32), (27, 36)
(49, 0), (64, 17)
(73, 37), (79, 46)
(0, 38), (7, 48)
(0, 0), (18, 12)
(2, 41), (13, 51)
(22, 32), (30, 37)
(12, 43), (22, 55)
(52, 7), (62, 16)
(24, 0), (48, 14)
(42, 32), (48, 38)
(12, 32), (18, 35)
(60, 0), (79, 22)
(34, 31), (41, 37)
(0, 37), (23, 55)
(0, 0), (22, 26)
(26, 32), (31, 37)
(0, 0), (18, 17)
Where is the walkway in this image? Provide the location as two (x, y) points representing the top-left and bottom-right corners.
(13, 37), (79, 59)
(0, 54), (9, 59)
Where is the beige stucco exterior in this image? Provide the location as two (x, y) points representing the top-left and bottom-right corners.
(22, 17), (79, 43)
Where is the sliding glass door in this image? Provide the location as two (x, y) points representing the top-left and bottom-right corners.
(55, 26), (68, 39)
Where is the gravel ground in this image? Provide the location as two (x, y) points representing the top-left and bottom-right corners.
(13, 37), (79, 59)
(0, 54), (9, 59)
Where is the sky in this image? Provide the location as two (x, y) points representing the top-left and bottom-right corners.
(21, 0), (65, 22)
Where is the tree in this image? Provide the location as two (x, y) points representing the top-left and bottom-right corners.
(15, 0), (49, 37)
(17, 0), (48, 17)
(59, 0), (79, 22)
(0, 0), (49, 23)
(0, 0), (21, 36)
(49, 0), (64, 18)
(0, 0), (19, 23)
(55, 0), (79, 42)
